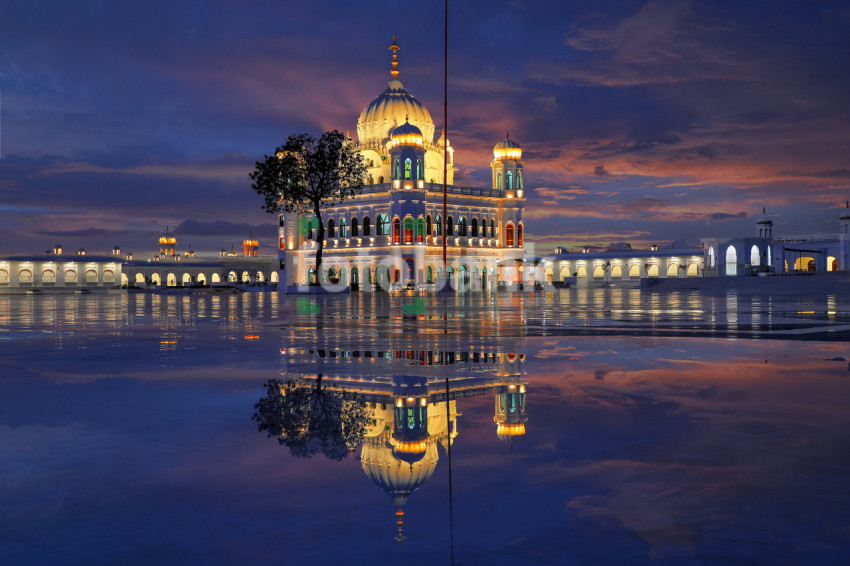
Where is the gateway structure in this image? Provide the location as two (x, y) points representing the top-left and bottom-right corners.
(279, 39), (525, 291)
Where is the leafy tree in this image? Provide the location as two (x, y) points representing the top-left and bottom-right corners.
(249, 131), (368, 283)
(253, 376), (372, 461)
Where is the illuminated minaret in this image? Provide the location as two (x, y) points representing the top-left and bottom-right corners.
(243, 234), (259, 257)
(159, 227), (177, 256)
(756, 207), (773, 238)
(491, 132), (524, 198)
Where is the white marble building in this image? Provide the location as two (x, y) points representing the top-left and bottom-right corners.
(279, 39), (525, 291)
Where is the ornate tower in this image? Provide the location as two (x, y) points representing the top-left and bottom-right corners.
(389, 118), (425, 189)
(159, 228), (177, 256)
(492, 133), (524, 198)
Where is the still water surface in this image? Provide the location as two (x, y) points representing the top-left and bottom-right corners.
(1, 290), (848, 565)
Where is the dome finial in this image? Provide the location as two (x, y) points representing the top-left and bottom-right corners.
(389, 35), (400, 79)
(506, 131), (510, 139)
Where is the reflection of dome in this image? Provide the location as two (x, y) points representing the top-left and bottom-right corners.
(496, 423), (526, 443)
(361, 435), (439, 507)
(494, 133), (522, 160)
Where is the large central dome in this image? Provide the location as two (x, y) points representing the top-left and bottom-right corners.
(357, 78), (435, 145)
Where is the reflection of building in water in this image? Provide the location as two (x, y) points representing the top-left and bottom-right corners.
(283, 345), (526, 540)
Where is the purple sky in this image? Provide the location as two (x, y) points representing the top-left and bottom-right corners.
(1, 0), (849, 255)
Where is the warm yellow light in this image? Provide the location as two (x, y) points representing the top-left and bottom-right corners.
(497, 423), (526, 436)
(390, 133), (423, 147)
(494, 147), (522, 160)
(396, 398), (403, 407)
(419, 398), (427, 406)
(395, 440), (427, 453)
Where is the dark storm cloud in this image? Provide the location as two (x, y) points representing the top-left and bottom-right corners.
(175, 219), (276, 238)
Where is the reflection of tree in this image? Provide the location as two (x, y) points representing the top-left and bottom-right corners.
(253, 376), (371, 461)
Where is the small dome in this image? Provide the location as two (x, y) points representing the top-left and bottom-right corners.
(159, 228), (176, 245)
(494, 133), (522, 160)
(756, 207), (772, 225)
(389, 118), (423, 148)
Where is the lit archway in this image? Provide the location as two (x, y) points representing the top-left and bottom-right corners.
(42, 269), (56, 283)
(135, 273), (145, 284)
(726, 246), (737, 276)
(576, 265), (587, 277)
(611, 265), (623, 278)
(827, 256), (837, 271)
(750, 245), (760, 267)
(197, 273), (207, 285)
(629, 264), (640, 277)
(647, 264), (659, 277)
(86, 269), (98, 284)
(593, 265), (605, 278)
(687, 263), (699, 276)
(166, 273), (177, 287)
(212, 273), (221, 283)
(183, 273), (192, 284)
(667, 263), (679, 277)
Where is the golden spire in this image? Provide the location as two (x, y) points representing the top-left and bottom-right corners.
(389, 35), (400, 79)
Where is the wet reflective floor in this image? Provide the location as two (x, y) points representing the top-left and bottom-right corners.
(1, 290), (849, 565)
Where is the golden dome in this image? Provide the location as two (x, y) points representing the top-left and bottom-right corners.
(389, 119), (423, 148)
(494, 133), (522, 160)
(356, 39), (434, 146)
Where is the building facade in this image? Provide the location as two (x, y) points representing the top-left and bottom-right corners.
(702, 206), (850, 276)
(279, 39), (525, 291)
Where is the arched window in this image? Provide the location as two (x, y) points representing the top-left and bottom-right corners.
(446, 216), (454, 236)
(351, 217), (358, 237)
(507, 170), (513, 190)
(426, 215), (432, 236)
(490, 219), (496, 237)
(363, 216), (371, 236)
(611, 265), (622, 278)
(497, 171), (502, 189)
(378, 176), (384, 183)
(458, 216), (467, 236)
(750, 245), (760, 267)
(667, 263), (679, 277)
(593, 265), (605, 278)
(426, 265), (433, 283)
(416, 158), (422, 180)
(0, 269), (8, 283)
(86, 269), (98, 283)
(404, 217), (414, 244)
(629, 264), (640, 277)
(182, 273), (192, 284)
(404, 158), (412, 180)
(197, 273), (207, 284)
(435, 215), (442, 236)
(481, 218), (487, 237)
(377, 214), (390, 236)
(506, 223), (515, 247)
(518, 223), (523, 247)
(18, 269), (32, 283)
(576, 265), (587, 277)
(103, 270), (115, 283)
(327, 218), (335, 238)
(211, 273), (220, 283)
(726, 246), (737, 276)
(471, 218), (478, 237)
(351, 267), (359, 286)
(647, 264), (659, 277)
(393, 217), (401, 243)
(687, 263), (699, 276)
(42, 269), (56, 283)
(393, 159), (400, 179)
(560, 265), (570, 280)
(708, 246), (715, 268)
(767, 246), (772, 268)
(518, 171), (523, 189)
(339, 218), (348, 238)
(417, 217), (425, 243)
